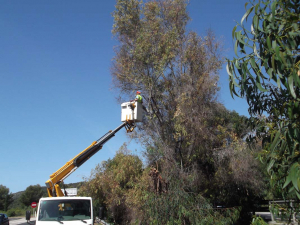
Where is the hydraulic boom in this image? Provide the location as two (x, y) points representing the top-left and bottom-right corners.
(26, 102), (142, 225)
(45, 120), (135, 197)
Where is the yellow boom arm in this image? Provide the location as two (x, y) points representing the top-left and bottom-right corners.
(45, 121), (135, 197)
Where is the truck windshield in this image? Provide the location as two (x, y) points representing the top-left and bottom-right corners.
(38, 199), (91, 221)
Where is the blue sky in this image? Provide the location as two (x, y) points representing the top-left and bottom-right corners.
(0, 0), (249, 194)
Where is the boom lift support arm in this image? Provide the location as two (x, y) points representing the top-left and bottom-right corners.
(45, 120), (135, 197)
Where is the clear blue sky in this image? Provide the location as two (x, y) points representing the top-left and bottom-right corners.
(0, 0), (249, 194)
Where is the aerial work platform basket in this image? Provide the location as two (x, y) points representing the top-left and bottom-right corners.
(121, 102), (143, 122)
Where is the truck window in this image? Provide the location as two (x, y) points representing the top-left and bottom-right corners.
(38, 199), (91, 221)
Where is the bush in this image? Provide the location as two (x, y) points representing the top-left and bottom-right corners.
(7, 209), (16, 217)
(251, 216), (268, 225)
(6, 208), (25, 217)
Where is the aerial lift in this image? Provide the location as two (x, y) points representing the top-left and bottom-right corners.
(46, 120), (135, 197)
(27, 102), (142, 225)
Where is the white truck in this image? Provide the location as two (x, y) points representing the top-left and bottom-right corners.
(35, 197), (93, 225)
(26, 102), (143, 225)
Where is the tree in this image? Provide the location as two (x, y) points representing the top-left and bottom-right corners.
(79, 145), (143, 224)
(111, 0), (266, 224)
(126, 169), (241, 225)
(112, 0), (223, 173)
(226, 0), (300, 198)
(0, 185), (13, 211)
(19, 184), (44, 206)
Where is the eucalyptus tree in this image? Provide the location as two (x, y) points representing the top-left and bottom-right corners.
(226, 0), (300, 198)
(112, 0), (223, 173)
(111, 0), (265, 224)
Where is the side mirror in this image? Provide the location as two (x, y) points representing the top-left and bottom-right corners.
(26, 210), (31, 221)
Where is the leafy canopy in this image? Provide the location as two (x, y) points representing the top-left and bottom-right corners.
(110, 0), (266, 224)
(79, 146), (143, 224)
(19, 185), (44, 206)
(226, 0), (300, 198)
(0, 185), (13, 211)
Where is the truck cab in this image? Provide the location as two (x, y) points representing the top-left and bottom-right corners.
(36, 197), (93, 225)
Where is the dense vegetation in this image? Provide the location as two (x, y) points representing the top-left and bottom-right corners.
(226, 0), (300, 223)
(227, 0), (300, 201)
(0, 184), (45, 217)
(0, 185), (13, 212)
(3, 0), (298, 224)
(79, 0), (269, 224)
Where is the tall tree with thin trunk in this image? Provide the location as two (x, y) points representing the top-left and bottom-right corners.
(111, 1), (266, 224)
(112, 0), (223, 173)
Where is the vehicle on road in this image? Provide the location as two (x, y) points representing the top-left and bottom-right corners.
(37, 197), (92, 225)
(0, 213), (9, 225)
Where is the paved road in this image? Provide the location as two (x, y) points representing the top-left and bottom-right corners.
(9, 217), (36, 225)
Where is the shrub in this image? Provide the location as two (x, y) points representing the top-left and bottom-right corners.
(7, 209), (16, 217)
(251, 216), (268, 225)
(6, 208), (25, 217)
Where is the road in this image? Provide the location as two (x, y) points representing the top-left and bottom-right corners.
(9, 217), (36, 225)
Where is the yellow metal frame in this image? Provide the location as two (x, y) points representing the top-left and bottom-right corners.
(125, 117), (135, 132)
(45, 141), (100, 197)
(45, 121), (136, 197)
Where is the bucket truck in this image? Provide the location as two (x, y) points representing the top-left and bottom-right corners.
(27, 102), (142, 225)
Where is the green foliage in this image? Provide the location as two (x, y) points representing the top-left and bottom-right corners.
(79, 145), (143, 224)
(251, 216), (268, 225)
(112, 0), (224, 175)
(226, 0), (300, 198)
(269, 201), (300, 224)
(19, 184), (44, 206)
(0, 208), (28, 217)
(6, 208), (24, 217)
(109, 0), (268, 224)
(0, 185), (13, 211)
(129, 173), (241, 225)
(6, 208), (16, 217)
